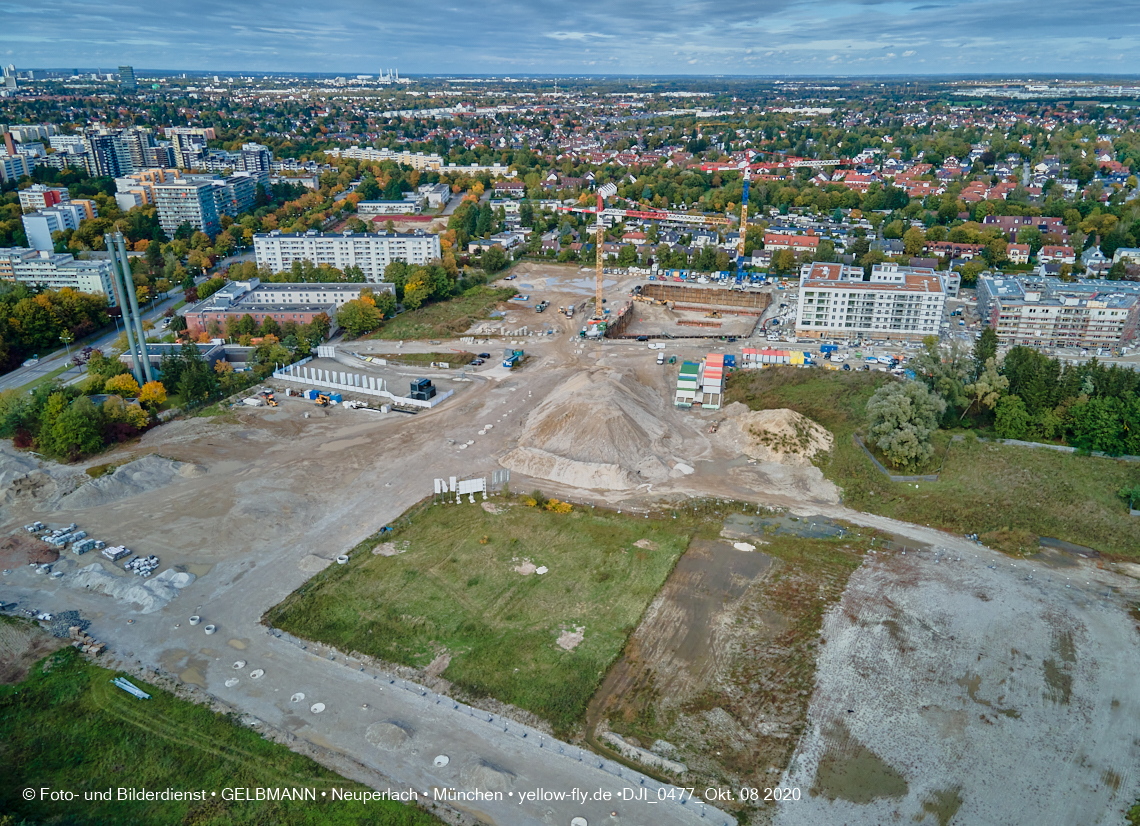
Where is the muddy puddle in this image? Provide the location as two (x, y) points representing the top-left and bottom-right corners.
(809, 718), (909, 804)
(1038, 536), (1100, 558)
(723, 512), (846, 540)
(587, 537), (773, 736)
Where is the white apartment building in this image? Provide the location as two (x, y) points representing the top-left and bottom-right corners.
(325, 146), (444, 170)
(154, 179), (222, 236)
(3, 249), (117, 301)
(254, 230), (442, 283)
(0, 153), (33, 183)
(18, 184), (70, 212)
(22, 203), (90, 251)
(796, 262), (947, 342)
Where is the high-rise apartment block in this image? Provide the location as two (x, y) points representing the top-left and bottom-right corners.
(254, 230), (442, 283)
(119, 65), (136, 92)
(795, 262), (948, 342)
(18, 184), (70, 213)
(154, 179), (222, 237)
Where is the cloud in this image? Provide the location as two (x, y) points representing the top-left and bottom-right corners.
(0, 0), (1138, 73)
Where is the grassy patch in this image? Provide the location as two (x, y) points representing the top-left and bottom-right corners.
(194, 401), (239, 422)
(85, 462), (118, 479)
(0, 647), (440, 826)
(16, 363), (72, 394)
(266, 498), (690, 734)
(725, 368), (1140, 560)
(368, 286), (515, 341)
(385, 351), (476, 367)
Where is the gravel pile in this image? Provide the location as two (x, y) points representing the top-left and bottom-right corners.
(47, 610), (89, 638)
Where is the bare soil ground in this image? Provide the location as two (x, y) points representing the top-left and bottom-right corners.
(0, 616), (68, 684)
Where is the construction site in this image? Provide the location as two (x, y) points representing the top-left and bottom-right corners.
(1, 227), (1139, 826)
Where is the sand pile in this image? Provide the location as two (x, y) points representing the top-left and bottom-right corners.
(57, 455), (206, 510)
(724, 405), (833, 467)
(67, 563), (195, 613)
(501, 368), (681, 490)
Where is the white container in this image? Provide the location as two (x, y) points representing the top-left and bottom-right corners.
(189, 615), (201, 625)
(204, 624), (216, 635)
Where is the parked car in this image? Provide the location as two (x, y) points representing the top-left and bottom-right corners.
(477, 353), (491, 359)
(471, 358), (485, 366)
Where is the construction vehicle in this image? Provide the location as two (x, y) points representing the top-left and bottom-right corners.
(260, 390), (279, 407)
(315, 394), (331, 407)
(705, 311), (722, 319)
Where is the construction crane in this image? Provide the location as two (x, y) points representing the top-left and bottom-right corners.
(735, 167), (751, 282)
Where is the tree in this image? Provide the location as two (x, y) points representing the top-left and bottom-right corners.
(913, 336), (969, 417)
(972, 327), (998, 378)
(169, 315), (188, 333)
(402, 277), (432, 311)
(335, 299), (382, 337)
(482, 245), (507, 273)
(994, 394), (1031, 439)
(49, 395), (105, 460)
(138, 381), (167, 411)
(104, 373), (141, 397)
(961, 357), (1008, 420)
(373, 291), (397, 318)
(903, 226), (926, 256)
(866, 381), (947, 471)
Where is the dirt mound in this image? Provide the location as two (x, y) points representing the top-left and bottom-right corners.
(56, 455), (206, 511)
(66, 562), (195, 614)
(727, 408), (833, 467)
(501, 367), (682, 490)
(366, 721), (414, 751)
(460, 758), (516, 792)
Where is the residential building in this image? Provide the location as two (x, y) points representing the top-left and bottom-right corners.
(977, 275), (1140, 348)
(254, 230), (441, 283)
(4, 249), (117, 301)
(357, 200), (421, 216)
(418, 183), (451, 209)
(1112, 248), (1140, 266)
(154, 179), (222, 236)
(114, 168), (182, 211)
(493, 181), (525, 198)
(0, 153), (32, 183)
(119, 127), (156, 170)
(795, 261), (947, 342)
(48, 134), (85, 153)
(325, 146), (444, 170)
(1007, 243), (1031, 264)
(119, 65), (136, 92)
(85, 133), (134, 177)
(1038, 245), (1076, 265)
(764, 230), (819, 253)
(166, 127), (216, 169)
(239, 143), (273, 185)
(18, 184), (69, 213)
(22, 203), (91, 251)
(179, 278), (393, 337)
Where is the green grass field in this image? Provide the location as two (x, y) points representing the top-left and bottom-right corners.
(725, 367), (1140, 560)
(0, 645), (439, 826)
(267, 498), (691, 734)
(369, 286), (515, 340)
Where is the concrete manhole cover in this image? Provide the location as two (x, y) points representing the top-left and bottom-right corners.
(233, 660), (246, 669)
(458, 444), (468, 449)
(310, 703), (325, 714)
(433, 755), (449, 767)
(204, 624), (217, 635)
(571, 819), (588, 826)
(225, 678), (239, 688)
(535, 566), (548, 575)
(250, 669), (264, 679)
(336, 555), (349, 564)
(290, 693), (305, 703)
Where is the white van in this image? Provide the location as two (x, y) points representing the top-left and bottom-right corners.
(657, 352), (665, 365)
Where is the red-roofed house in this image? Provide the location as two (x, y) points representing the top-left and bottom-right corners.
(1038, 245), (1075, 264)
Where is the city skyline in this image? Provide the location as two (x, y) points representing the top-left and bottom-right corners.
(3, 0), (1140, 76)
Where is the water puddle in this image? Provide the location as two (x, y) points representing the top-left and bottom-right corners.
(810, 718), (908, 803)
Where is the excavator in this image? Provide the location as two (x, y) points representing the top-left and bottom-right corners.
(260, 390), (279, 407)
(315, 393), (331, 407)
(705, 311), (722, 319)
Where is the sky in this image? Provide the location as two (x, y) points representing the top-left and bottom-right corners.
(3, 0), (1140, 76)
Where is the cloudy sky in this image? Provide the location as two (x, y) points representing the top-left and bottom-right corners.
(3, 0), (1140, 75)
